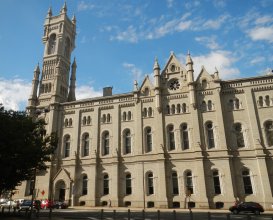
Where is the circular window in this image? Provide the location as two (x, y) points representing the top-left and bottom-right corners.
(170, 64), (176, 72)
(169, 79), (180, 90)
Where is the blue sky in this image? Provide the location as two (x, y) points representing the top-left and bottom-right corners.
(0, 0), (273, 110)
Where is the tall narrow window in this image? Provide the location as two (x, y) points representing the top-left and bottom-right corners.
(123, 112), (127, 121)
(259, 96), (263, 107)
(82, 134), (89, 157)
(82, 116), (87, 125)
(102, 114), (106, 123)
(64, 135), (70, 158)
(208, 100), (212, 111)
(146, 127), (152, 152)
(124, 130), (131, 154)
(64, 37), (71, 58)
(168, 125), (175, 150)
(185, 171), (193, 194)
(147, 173), (154, 195)
(265, 95), (270, 106)
(242, 170), (253, 194)
(213, 170), (221, 194)
(171, 105), (175, 114)
(182, 103), (187, 113)
(202, 101), (207, 111)
(128, 111), (132, 120)
(103, 174), (109, 195)
(102, 131), (110, 155)
(181, 124), (189, 150)
(69, 118), (73, 126)
(172, 172), (179, 195)
(148, 107), (153, 117)
(166, 105), (170, 114)
(87, 116), (91, 125)
(234, 123), (245, 148)
(265, 121), (273, 147)
(235, 98), (240, 109)
(177, 104), (181, 113)
(82, 175), (88, 195)
(107, 114), (111, 123)
(126, 174), (132, 195)
(206, 122), (215, 149)
(48, 34), (56, 55)
(143, 108), (148, 117)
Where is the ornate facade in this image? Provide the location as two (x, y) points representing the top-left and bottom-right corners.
(15, 5), (273, 210)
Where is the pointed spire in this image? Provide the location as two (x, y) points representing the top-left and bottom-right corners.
(60, 2), (67, 14)
(72, 14), (76, 24)
(47, 6), (52, 18)
(67, 57), (77, 102)
(214, 67), (219, 79)
(72, 57), (77, 68)
(34, 63), (40, 73)
(186, 50), (193, 65)
(153, 57), (160, 70)
(133, 80), (138, 92)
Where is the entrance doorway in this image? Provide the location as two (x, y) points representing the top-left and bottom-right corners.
(55, 180), (66, 202)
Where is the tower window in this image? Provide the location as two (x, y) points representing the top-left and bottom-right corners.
(265, 121), (273, 147)
(48, 34), (56, 55)
(168, 125), (175, 150)
(234, 123), (245, 148)
(242, 170), (253, 194)
(124, 129), (131, 154)
(213, 170), (221, 195)
(82, 133), (89, 157)
(102, 131), (110, 156)
(206, 122), (215, 149)
(126, 173), (132, 195)
(147, 173), (154, 195)
(82, 175), (88, 195)
(181, 124), (189, 150)
(64, 135), (71, 158)
(172, 171), (179, 195)
(103, 174), (109, 195)
(185, 171), (193, 195)
(145, 127), (152, 152)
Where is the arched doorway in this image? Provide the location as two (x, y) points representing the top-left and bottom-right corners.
(55, 180), (66, 201)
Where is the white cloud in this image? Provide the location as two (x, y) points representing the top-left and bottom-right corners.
(167, 0), (174, 8)
(213, 0), (226, 8)
(248, 26), (273, 43)
(178, 50), (240, 79)
(123, 63), (144, 82)
(250, 57), (265, 65)
(195, 36), (220, 50)
(76, 85), (102, 100)
(110, 26), (138, 43)
(77, 1), (95, 12)
(202, 15), (229, 30)
(255, 15), (273, 25)
(0, 78), (31, 111)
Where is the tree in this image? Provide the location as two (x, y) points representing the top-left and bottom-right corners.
(0, 104), (58, 195)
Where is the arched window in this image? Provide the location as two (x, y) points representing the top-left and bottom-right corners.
(48, 34), (56, 55)
(128, 111), (132, 120)
(235, 98), (240, 110)
(102, 114), (106, 123)
(124, 129), (131, 154)
(242, 170), (253, 194)
(265, 121), (273, 147)
(69, 118), (72, 127)
(265, 95), (270, 106)
(166, 105), (170, 115)
(172, 171), (179, 195)
(185, 171), (193, 195)
(148, 107), (153, 117)
(147, 172), (154, 195)
(144, 87), (149, 96)
(145, 127), (152, 152)
(64, 135), (70, 158)
(64, 119), (68, 127)
(229, 99), (234, 110)
(202, 101), (207, 111)
(259, 96), (263, 107)
(234, 123), (245, 148)
(212, 170), (221, 194)
(143, 108), (147, 117)
(82, 133), (89, 157)
(123, 112), (127, 121)
(82, 175), (88, 195)
(64, 37), (71, 58)
(171, 105), (175, 114)
(181, 124), (189, 150)
(107, 114), (111, 123)
(202, 79), (207, 89)
(126, 173), (132, 195)
(87, 116), (91, 125)
(177, 104), (181, 114)
(168, 125), (175, 150)
(103, 174), (109, 195)
(82, 116), (87, 125)
(208, 100), (212, 111)
(182, 103), (187, 113)
(102, 131), (110, 156)
(206, 122), (215, 149)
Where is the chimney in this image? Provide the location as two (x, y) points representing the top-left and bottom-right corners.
(103, 87), (113, 96)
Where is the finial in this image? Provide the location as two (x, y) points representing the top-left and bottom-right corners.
(34, 63), (40, 72)
(72, 14), (76, 24)
(72, 57), (77, 67)
(170, 51), (174, 55)
(187, 50), (190, 55)
(186, 50), (193, 65)
(47, 6), (52, 17)
(134, 80), (138, 91)
(60, 2), (67, 14)
(153, 56), (160, 70)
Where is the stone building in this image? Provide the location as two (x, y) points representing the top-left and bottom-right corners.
(15, 5), (273, 209)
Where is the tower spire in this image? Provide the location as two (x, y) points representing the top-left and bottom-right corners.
(60, 2), (67, 14)
(47, 6), (52, 18)
(67, 57), (77, 102)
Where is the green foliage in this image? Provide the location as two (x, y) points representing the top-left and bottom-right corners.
(0, 104), (58, 195)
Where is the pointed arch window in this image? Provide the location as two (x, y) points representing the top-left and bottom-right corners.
(48, 34), (56, 55)
(207, 100), (212, 111)
(171, 104), (175, 114)
(103, 174), (109, 195)
(123, 112), (127, 121)
(64, 119), (69, 127)
(64, 135), (70, 158)
(182, 103), (187, 113)
(172, 171), (179, 195)
(69, 118), (73, 127)
(235, 98), (240, 109)
(82, 116), (87, 125)
(265, 121), (273, 147)
(258, 96), (263, 107)
(82, 133), (89, 157)
(181, 124), (189, 150)
(64, 37), (71, 58)
(82, 175), (88, 195)
(102, 131), (110, 156)
(177, 104), (181, 113)
(143, 108), (148, 117)
(124, 129), (131, 154)
(168, 125), (175, 150)
(148, 107), (153, 117)
(128, 111), (132, 120)
(242, 170), (253, 194)
(107, 114), (111, 123)
(202, 101), (207, 112)
(234, 123), (245, 148)
(126, 173), (132, 195)
(147, 172), (154, 195)
(145, 127), (152, 152)
(87, 116), (91, 125)
(206, 122), (215, 149)
(265, 95), (270, 106)
(166, 105), (170, 115)
(185, 171), (193, 194)
(212, 170), (221, 194)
